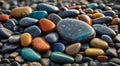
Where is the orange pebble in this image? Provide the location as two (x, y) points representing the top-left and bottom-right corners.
(68, 6), (81, 10)
(0, 14), (9, 22)
(32, 37), (50, 52)
(92, 13), (104, 18)
(38, 18), (56, 33)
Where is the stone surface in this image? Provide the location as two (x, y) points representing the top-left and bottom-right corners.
(85, 48), (105, 56)
(101, 35), (113, 43)
(75, 54), (83, 63)
(11, 61), (21, 66)
(51, 52), (74, 63)
(57, 18), (95, 43)
(90, 38), (108, 49)
(111, 18), (120, 25)
(32, 37), (50, 52)
(92, 13), (104, 18)
(20, 33), (32, 47)
(102, 10), (115, 17)
(40, 58), (50, 66)
(97, 55), (108, 62)
(65, 42), (81, 55)
(10, 52), (19, 58)
(8, 35), (20, 43)
(52, 42), (65, 52)
(109, 58), (120, 65)
(113, 34), (120, 42)
(0, 14), (9, 22)
(82, 57), (93, 62)
(15, 56), (24, 63)
(87, 3), (98, 9)
(21, 48), (41, 61)
(88, 61), (97, 66)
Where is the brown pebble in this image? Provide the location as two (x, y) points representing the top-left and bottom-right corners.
(105, 6), (112, 10)
(0, 14), (9, 22)
(68, 6), (81, 10)
(97, 55), (108, 62)
(111, 18), (120, 25)
(38, 18), (56, 33)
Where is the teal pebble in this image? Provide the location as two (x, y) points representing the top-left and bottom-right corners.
(21, 48), (41, 61)
(87, 3), (98, 9)
(51, 52), (74, 63)
(28, 11), (48, 19)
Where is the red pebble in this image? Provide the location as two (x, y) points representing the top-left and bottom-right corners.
(0, 14), (9, 22)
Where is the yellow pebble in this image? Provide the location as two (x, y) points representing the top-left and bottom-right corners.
(92, 13), (104, 18)
(20, 33), (32, 47)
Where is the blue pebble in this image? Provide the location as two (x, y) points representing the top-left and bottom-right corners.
(102, 10), (115, 17)
(28, 11), (48, 19)
(87, 3), (98, 9)
(24, 25), (42, 37)
(52, 42), (65, 52)
(101, 34), (113, 43)
(45, 32), (59, 43)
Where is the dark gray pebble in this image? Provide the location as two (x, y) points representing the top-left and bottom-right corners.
(88, 61), (97, 66)
(11, 61), (21, 66)
(82, 57), (93, 62)
(8, 35), (20, 43)
(109, 58), (120, 65)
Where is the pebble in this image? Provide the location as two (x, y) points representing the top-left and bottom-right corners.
(68, 6), (81, 10)
(72, 63), (79, 66)
(97, 55), (108, 62)
(15, 56), (24, 63)
(85, 8), (94, 14)
(32, 37), (50, 52)
(90, 38), (109, 49)
(111, 18), (120, 25)
(105, 6), (112, 10)
(21, 48), (41, 61)
(52, 42), (65, 52)
(85, 48), (105, 56)
(109, 58), (120, 65)
(93, 24), (116, 38)
(10, 52), (19, 58)
(20, 33), (32, 47)
(113, 34), (120, 42)
(82, 57), (93, 62)
(10, 7), (32, 18)
(24, 25), (41, 37)
(105, 47), (118, 58)
(58, 9), (79, 18)
(40, 58), (50, 66)
(63, 64), (72, 66)
(92, 16), (112, 24)
(38, 18), (56, 33)
(57, 18), (95, 43)
(0, 14), (9, 22)
(88, 61), (97, 66)
(75, 54), (83, 63)
(81, 43), (89, 50)
(31, 62), (42, 66)
(0, 27), (13, 38)
(102, 10), (115, 17)
(78, 14), (92, 25)
(50, 52), (74, 63)
(108, 62), (119, 66)
(19, 17), (38, 27)
(45, 32), (59, 43)
(86, 3), (98, 9)
(47, 13), (62, 24)
(36, 3), (59, 13)
(11, 61), (21, 66)
(109, 25), (119, 34)
(28, 11), (48, 19)
(98, 3), (105, 9)
(92, 13), (105, 18)
(65, 42), (81, 55)
(43, 50), (51, 58)
(101, 35), (113, 43)
(8, 35), (20, 43)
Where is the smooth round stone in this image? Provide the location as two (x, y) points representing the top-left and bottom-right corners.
(105, 6), (112, 10)
(15, 56), (24, 63)
(20, 33), (32, 47)
(45, 32), (59, 43)
(8, 35), (20, 43)
(57, 18), (95, 43)
(10, 52), (19, 58)
(47, 13), (62, 24)
(92, 13), (105, 18)
(10, 7), (32, 18)
(65, 42), (81, 55)
(40, 58), (50, 66)
(98, 3), (105, 9)
(58, 9), (79, 18)
(52, 42), (65, 52)
(111, 18), (120, 25)
(68, 6), (81, 10)
(51, 52), (74, 63)
(19, 17), (38, 27)
(101, 35), (113, 43)
(85, 8), (94, 14)
(0, 14), (9, 22)
(85, 48), (105, 56)
(75, 54), (83, 63)
(97, 55), (108, 62)
(88, 61), (97, 66)
(102, 10), (115, 17)
(28, 11), (48, 19)
(0, 27), (13, 38)
(32, 37), (50, 52)
(24, 25), (42, 37)
(38, 18), (56, 33)
(93, 24), (116, 38)
(105, 47), (118, 57)
(92, 16), (112, 24)
(36, 3), (59, 13)
(109, 58), (120, 65)
(87, 3), (98, 9)
(21, 48), (41, 61)
(90, 38), (108, 49)
(78, 14), (92, 25)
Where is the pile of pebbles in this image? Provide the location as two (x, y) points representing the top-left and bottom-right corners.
(1, 0), (120, 66)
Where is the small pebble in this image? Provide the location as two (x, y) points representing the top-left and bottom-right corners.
(97, 55), (108, 62)
(75, 54), (83, 63)
(15, 56), (24, 63)
(87, 3), (98, 9)
(88, 61), (97, 66)
(111, 18), (120, 25)
(92, 13), (105, 18)
(52, 42), (65, 52)
(8, 35), (20, 43)
(102, 10), (115, 17)
(0, 14), (9, 22)
(85, 8), (94, 14)
(40, 58), (50, 66)
(109, 58), (120, 65)
(81, 43), (89, 50)
(101, 35), (113, 43)
(10, 52), (19, 58)
(11, 61), (21, 66)
(82, 57), (93, 62)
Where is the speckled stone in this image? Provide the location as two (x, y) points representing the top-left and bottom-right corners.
(57, 18), (95, 43)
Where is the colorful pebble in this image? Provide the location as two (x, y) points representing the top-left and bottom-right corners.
(0, 14), (9, 22)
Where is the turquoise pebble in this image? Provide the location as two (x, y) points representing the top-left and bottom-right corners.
(28, 11), (48, 19)
(87, 3), (98, 9)
(21, 48), (41, 61)
(51, 52), (74, 63)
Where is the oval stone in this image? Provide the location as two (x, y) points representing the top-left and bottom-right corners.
(92, 13), (105, 18)
(51, 52), (74, 63)
(111, 18), (120, 25)
(90, 38), (108, 49)
(102, 10), (115, 17)
(58, 9), (79, 18)
(87, 3), (98, 9)
(21, 48), (41, 61)
(101, 35), (113, 43)
(20, 33), (32, 47)
(65, 42), (81, 55)
(28, 11), (48, 19)
(57, 18), (95, 43)
(68, 6), (81, 10)
(92, 16), (112, 24)
(52, 42), (65, 52)
(93, 24), (116, 38)
(85, 48), (105, 56)
(32, 37), (50, 52)
(10, 7), (32, 18)
(36, 3), (59, 13)
(0, 14), (9, 22)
